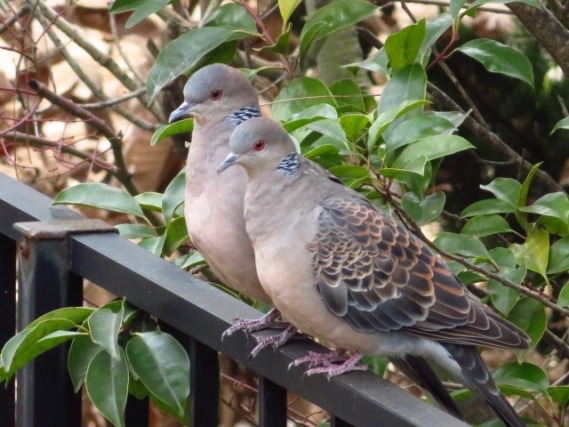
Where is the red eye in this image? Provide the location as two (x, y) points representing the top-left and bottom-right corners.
(253, 139), (265, 151)
(209, 90), (222, 100)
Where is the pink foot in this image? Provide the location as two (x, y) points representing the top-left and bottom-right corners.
(248, 324), (298, 359)
(222, 308), (287, 339)
(291, 350), (367, 379)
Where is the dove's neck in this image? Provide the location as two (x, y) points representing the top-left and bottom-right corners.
(186, 105), (260, 194)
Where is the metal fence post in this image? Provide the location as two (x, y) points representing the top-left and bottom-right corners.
(0, 233), (16, 425)
(13, 219), (115, 427)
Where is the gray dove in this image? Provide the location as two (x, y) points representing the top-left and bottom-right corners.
(218, 117), (530, 427)
(169, 64), (297, 351)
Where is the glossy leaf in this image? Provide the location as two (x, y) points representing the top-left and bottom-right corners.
(278, 0), (303, 25)
(461, 199), (517, 217)
(434, 232), (489, 259)
(86, 348), (129, 427)
(401, 191), (445, 225)
(273, 77), (336, 121)
(123, 0), (170, 28)
(135, 192), (163, 212)
(467, 0), (541, 13)
(387, 114), (457, 152)
(510, 229), (549, 281)
(487, 247), (525, 315)
(460, 214), (513, 237)
(283, 104), (338, 132)
(420, 13), (453, 63)
(54, 183), (145, 219)
(346, 48), (389, 76)
(162, 170), (186, 223)
(68, 335), (103, 393)
(151, 119), (193, 146)
(126, 332), (190, 417)
(480, 178), (521, 208)
(163, 216), (189, 256)
(508, 298), (547, 350)
(116, 224), (155, 239)
(204, 3), (257, 32)
(548, 385), (569, 407)
(454, 39), (534, 87)
(551, 117), (569, 135)
(89, 303), (124, 360)
(548, 236), (569, 274)
(492, 362), (549, 395)
(520, 192), (569, 224)
(329, 79), (367, 111)
(385, 19), (426, 70)
(339, 114), (370, 143)
(558, 283), (569, 307)
(299, 0), (378, 58)
(147, 27), (251, 101)
(379, 64), (427, 114)
(394, 135), (473, 167)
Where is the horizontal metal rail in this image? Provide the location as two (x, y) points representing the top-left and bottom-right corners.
(0, 171), (468, 427)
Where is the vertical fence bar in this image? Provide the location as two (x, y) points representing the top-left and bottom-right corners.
(13, 219), (115, 427)
(189, 337), (220, 426)
(125, 395), (149, 426)
(0, 233), (16, 425)
(15, 235), (83, 427)
(258, 377), (287, 427)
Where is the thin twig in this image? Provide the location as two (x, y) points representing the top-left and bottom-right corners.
(28, 79), (139, 197)
(0, 4), (30, 35)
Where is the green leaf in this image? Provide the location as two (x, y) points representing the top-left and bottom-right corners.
(384, 19), (426, 70)
(138, 233), (166, 256)
(273, 77), (336, 121)
(480, 177), (521, 207)
(551, 117), (569, 135)
(434, 232), (489, 259)
(387, 114), (457, 152)
(368, 100), (429, 152)
(204, 3), (257, 32)
(460, 215), (513, 237)
(163, 216), (189, 256)
(379, 63), (427, 113)
(520, 192), (569, 224)
(449, 0), (468, 17)
(54, 183), (145, 219)
(162, 171), (186, 223)
(278, 0), (303, 25)
(283, 104), (338, 132)
(68, 335), (103, 393)
(492, 362), (549, 395)
(124, 0), (170, 29)
(339, 114), (370, 143)
(487, 248), (525, 315)
(151, 119), (193, 146)
(558, 283), (569, 307)
(548, 236), (569, 274)
(1, 318), (77, 374)
(177, 251), (206, 270)
(86, 348), (129, 427)
(516, 162), (542, 229)
(510, 229), (549, 281)
(126, 332), (189, 417)
(467, 0), (541, 13)
(299, 0), (378, 59)
(394, 135), (474, 167)
(401, 191), (445, 226)
(329, 79), (367, 112)
(255, 28), (292, 55)
(116, 224), (155, 239)
(147, 26), (252, 101)
(461, 199), (517, 217)
(135, 192), (163, 212)
(420, 13), (453, 63)
(548, 385), (569, 407)
(454, 39), (534, 87)
(346, 48), (389, 76)
(89, 303), (124, 360)
(110, 0), (145, 13)
(508, 297), (547, 350)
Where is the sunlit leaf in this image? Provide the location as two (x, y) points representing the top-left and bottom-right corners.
(385, 19), (426, 70)
(508, 298), (547, 350)
(151, 119), (193, 146)
(401, 191), (445, 225)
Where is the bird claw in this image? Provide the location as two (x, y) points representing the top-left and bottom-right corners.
(290, 350), (367, 379)
(221, 308), (285, 340)
(248, 325), (298, 359)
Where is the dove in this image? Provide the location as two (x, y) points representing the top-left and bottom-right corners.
(169, 64), (297, 351)
(218, 117), (530, 427)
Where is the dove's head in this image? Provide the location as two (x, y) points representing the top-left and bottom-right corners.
(169, 63), (259, 124)
(218, 118), (297, 176)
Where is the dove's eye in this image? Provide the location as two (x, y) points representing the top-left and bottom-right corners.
(254, 140), (266, 151)
(209, 90), (222, 100)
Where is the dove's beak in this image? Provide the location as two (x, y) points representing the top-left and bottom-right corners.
(169, 101), (193, 123)
(217, 153), (240, 174)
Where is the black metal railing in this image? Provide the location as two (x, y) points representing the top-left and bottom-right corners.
(0, 171), (468, 427)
